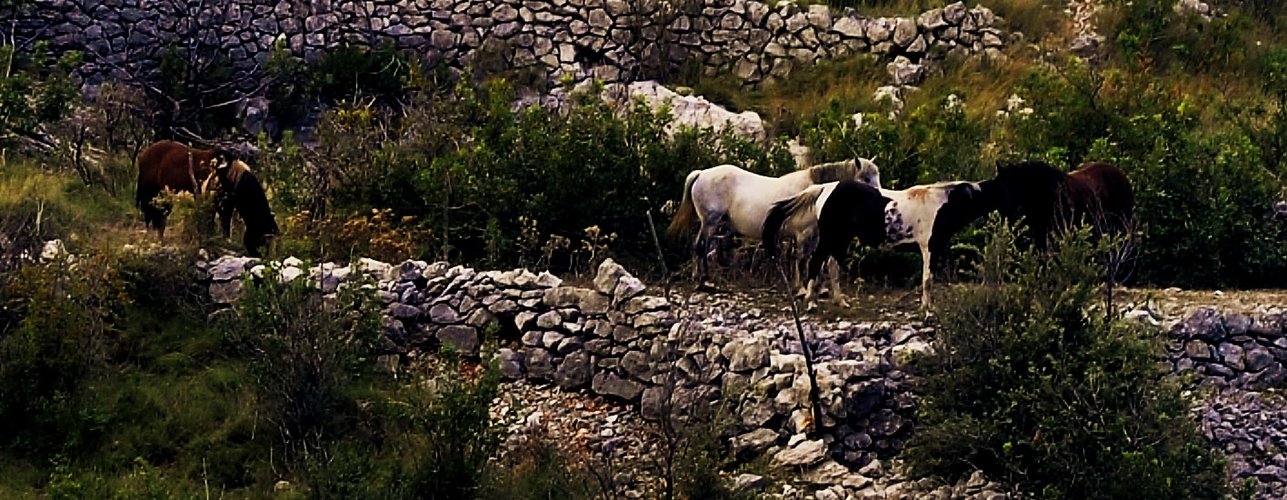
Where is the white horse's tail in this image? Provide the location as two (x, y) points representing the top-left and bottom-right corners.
(666, 170), (702, 240)
(762, 185), (824, 259)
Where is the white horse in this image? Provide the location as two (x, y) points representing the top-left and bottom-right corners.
(667, 159), (881, 291)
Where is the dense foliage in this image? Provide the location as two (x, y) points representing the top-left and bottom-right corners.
(259, 72), (794, 275)
(905, 221), (1228, 498)
(0, 41), (80, 149)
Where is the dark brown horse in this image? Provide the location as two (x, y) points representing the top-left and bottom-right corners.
(136, 140), (279, 257)
(985, 160), (1135, 248)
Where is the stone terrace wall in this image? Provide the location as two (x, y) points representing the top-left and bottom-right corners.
(201, 254), (1287, 496)
(1166, 307), (1287, 498)
(20, 0), (1008, 89)
(202, 254), (933, 484)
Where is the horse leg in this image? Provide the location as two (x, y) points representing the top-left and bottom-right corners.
(218, 199), (234, 239)
(691, 232), (705, 282)
(801, 239), (836, 311)
(245, 229), (264, 258)
(694, 222), (719, 285)
(828, 257), (848, 308)
(919, 243), (933, 313)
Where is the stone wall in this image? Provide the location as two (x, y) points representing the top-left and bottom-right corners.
(202, 254), (930, 486)
(1166, 307), (1287, 498)
(202, 254), (1287, 496)
(20, 0), (1008, 90)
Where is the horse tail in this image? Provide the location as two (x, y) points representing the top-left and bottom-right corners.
(762, 185), (823, 259)
(666, 170), (702, 241)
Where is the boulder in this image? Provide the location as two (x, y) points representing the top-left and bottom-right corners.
(732, 428), (779, 455)
(592, 372), (644, 401)
(389, 303), (421, 319)
(892, 17), (917, 47)
(543, 286), (609, 315)
(437, 325), (479, 356)
(832, 16), (864, 38)
(427, 303), (460, 323)
(526, 348), (554, 380)
(497, 348), (524, 379)
(555, 351), (592, 388)
(210, 256), (257, 281)
(722, 337), (770, 372)
(771, 439), (827, 468)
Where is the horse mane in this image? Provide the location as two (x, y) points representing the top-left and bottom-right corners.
(221, 159), (252, 189)
(997, 160), (1068, 188)
(808, 160), (857, 183)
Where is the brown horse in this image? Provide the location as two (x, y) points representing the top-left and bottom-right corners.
(984, 160), (1135, 248)
(135, 140), (278, 257)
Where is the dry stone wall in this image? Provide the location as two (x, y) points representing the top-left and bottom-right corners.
(20, 0), (1009, 89)
(201, 254), (931, 485)
(1166, 307), (1287, 498)
(200, 254), (1287, 496)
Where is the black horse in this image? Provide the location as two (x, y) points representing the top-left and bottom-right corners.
(985, 160), (1135, 248)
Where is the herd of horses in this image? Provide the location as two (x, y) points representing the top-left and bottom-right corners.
(133, 137), (1137, 307)
(132, 139), (1135, 308)
(668, 158), (1135, 310)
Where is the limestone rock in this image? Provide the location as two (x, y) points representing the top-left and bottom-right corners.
(592, 372), (644, 401)
(555, 351), (592, 388)
(543, 286), (609, 315)
(437, 325), (479, 355)
(723, 337), (770, 372)
(771, 438), (827, 468)
(732, 428), (778, 455)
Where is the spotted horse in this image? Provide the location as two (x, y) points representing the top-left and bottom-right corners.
(761, 179), (993, 311)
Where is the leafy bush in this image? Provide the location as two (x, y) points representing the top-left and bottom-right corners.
(225, 265), (383, 460)
(276, 76), (792, 274)
(479, 430), (599, 500)
(390, 355), (502, 499)
(0, 41), (81, 149)
(0, 254), (126, 459)
(278, 208), (436, 264)
(905, 220), (1227, 498)
(310, 42), (419, 108)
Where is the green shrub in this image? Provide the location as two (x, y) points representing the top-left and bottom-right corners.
(115, 247), (205, 309)
(389, 353), (502, 499)
(479, 431), (599, 500)
(311, 42), (417, 108)
(225, 265), (383, 460)
(280, 76), (791, 273)
(905, 220), (1227, 498)
(0, 41), (81, 149)
(0, 254), (126, 459)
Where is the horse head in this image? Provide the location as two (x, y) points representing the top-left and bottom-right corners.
(855, 157), (882, 189)
(972, 177), (1015, 219)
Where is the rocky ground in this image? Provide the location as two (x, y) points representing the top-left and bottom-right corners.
(487, 284), (1287, 499)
